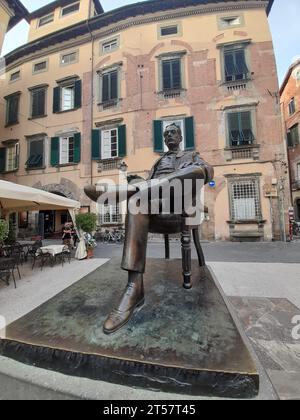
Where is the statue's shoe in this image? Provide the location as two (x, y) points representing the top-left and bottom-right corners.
(103, 280), (145, 334)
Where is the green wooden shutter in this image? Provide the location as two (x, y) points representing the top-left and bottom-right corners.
(53, 87), (61, 113)
(153, 120), (163, 153)
(74, 80), (82, 109)
(0, 148), (6, 173)
(240, 111), (254, 142)
(228, 112), (240, 145)
(92, 130), (101, 160)
(50, 137), (60, 166)
(118, 125), (127, 158)
(74, 133), (81, 163)
(287, 132), (293, 148)
(185, 116), (195, 150)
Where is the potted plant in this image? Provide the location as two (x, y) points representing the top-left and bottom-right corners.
(0, 219), (9, 257)
(75, 213), (97, 258)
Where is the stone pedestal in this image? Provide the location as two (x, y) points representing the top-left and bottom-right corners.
(0, 258), (259, 398)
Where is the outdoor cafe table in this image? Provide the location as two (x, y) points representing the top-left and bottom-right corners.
(40, 245), (68, 257)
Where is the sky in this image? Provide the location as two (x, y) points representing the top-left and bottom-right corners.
(2, 0), (300, 86)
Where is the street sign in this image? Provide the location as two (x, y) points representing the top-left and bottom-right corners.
(209, 181), (216, 188)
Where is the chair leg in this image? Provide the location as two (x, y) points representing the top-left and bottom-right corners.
(164, 235), (170, 260)
(17, 266), (21, 280)
(181, 227), (192, 290)
(193, 228), (206, 267)
(11, 270), (17, 289)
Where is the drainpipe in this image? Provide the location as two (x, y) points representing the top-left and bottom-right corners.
(87, 0), (95, 187)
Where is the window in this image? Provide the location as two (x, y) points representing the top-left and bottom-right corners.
(30, 87), (47, 118)
(230, 178), (261, 221)
(102, 129), (118, 159)
(61, 52), (78, 66)
(102, 39), (118, 54)
(219, 16), (242, 28)
(101, 69), (119, 105)
(228, 111), (255, 146)
(26, 137), (44, 169)
(99, 204), (122, 225)
(33, 61), (47, 74)
(162, 58), (182, 91)
(224, 48), (249, 82)
(61, 2), (80, 17)
(5, 93), (20, 126)
(0, 144), (19, 173)
(38, 13), (54, 27)
(161, 25), (178, 37)
(61, 85), (75, 111)
(10, 71), (20, 82)
(50, 134), (81, 166)
(289, 98), (296, 116)
(59, 136), (75, 165)
(297, 163), (300, 181)
(53, 80), (82, 113)
(287, 124), (300, 148)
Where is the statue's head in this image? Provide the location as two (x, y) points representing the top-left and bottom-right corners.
(164, 124), (182, 151)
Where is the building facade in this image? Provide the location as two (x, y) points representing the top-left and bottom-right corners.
(280, 59), (300, 222)
(0, 0), (28, 53)
(0, 0), (291, 241)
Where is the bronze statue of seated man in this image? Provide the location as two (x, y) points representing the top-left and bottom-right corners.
(85, 124), (214, 334)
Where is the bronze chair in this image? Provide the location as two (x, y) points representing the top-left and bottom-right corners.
(149, 214), (206, 290)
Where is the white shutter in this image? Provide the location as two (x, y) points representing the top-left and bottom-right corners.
(102, 130), (112, 159)
(60, 137), (69, 164)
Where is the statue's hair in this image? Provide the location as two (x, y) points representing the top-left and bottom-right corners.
(165, 123), (182, 137)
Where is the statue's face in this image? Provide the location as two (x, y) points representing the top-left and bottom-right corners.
(164, 124), (182, 151)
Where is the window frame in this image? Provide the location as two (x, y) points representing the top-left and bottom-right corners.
(99, 203), (122, 225)
(288, 124), (300, 148)
(38, 13), (54, 28)
(29, 85), (48, 119)
(226, 109), (256, 147)
(217, 13), (245, 30)
(26, 136), (45, 170)
(60, 50), (79, 67)
(101, 128), (119, 160)
(6, 144), (19, 172)
(158, 22), (182, 39)
(5, 93), (20, 127)
(219, 41), (251, 84)
(60, 1), (80, 18)
(59, 136), (75, 165)
(61, 84), (75, 111)
(10, 70), (21, 83)
(98, 64), (122, 107)
(289, 98), (296, 116)
(100, 36), (120, 55)
(228, 176), (262, 222)
(33, 59), (48, 75)
(157, 52), (186, 93)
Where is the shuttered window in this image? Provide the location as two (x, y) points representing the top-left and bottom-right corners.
(31, 87), (46, 118)
(53, 80), (81, 113)
(51, 134), (81, 166)
(6, 94), (20, 126)
(224, 48), (249, 82)
(26, 138), (44, 169)
(0, 144), (19, 172)
(287, 124), (299, 148)
(162, 58), (181, 90)
(102, 70), (118, 103)
(228, 111), (254, 146)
